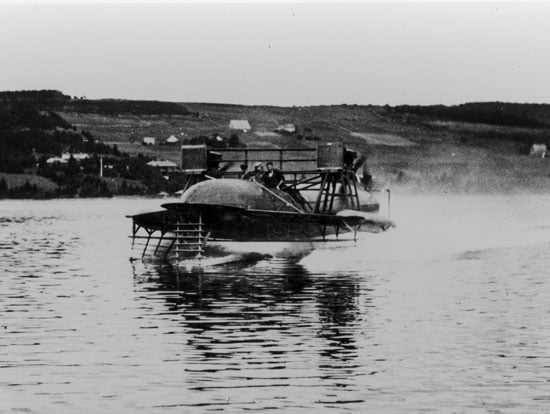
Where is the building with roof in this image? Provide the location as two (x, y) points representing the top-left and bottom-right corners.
(229, 120), (251, 132)
(61, 152), (89, 161)
(166, 135), (179, 145)
(47, 152), (90, 165)
(277, 123), (297, 133)
(46, 156), (68, 165)
(530, 143), (547, 157)
(143, 137), (156, 146)
(147, 160), (179, 175)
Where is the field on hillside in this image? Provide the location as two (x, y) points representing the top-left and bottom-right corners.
(58, 103), (550, 193)
(60, 104), (424, 148)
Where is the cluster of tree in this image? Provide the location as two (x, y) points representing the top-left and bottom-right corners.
(0, 103), (72, 130)
(34, 153), (167, 196)
(0, 90), (71, 103)
(182, 133), (246, 148)
(0, 178), (42, 199)
(77, 175), (112, 198)
(0, 154), (35, 174)
(458, 129), (548, 154)
(392, 102), (550, 128)
(0, 89), (196, 117)
(0, 130), (118, 174)
(57, 99), (195, 116)
(290, 126), (321, 141)
(0, 90), (271, 198)
(0, 104), (122, 175)
(0, 176), (116, 199)
(118, 180), (146, 196)
(0, 99), (169, 197)
(108, 154), (167, 193)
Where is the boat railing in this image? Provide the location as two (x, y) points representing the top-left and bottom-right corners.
(210, 147), (318, 172)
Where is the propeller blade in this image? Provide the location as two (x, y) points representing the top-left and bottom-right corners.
(219, 161), (236, 172)
(352, 155), (366, 173)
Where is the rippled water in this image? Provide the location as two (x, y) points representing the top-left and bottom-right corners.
(1, 195), (550, 412)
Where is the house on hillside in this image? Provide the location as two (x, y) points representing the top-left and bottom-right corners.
(47, 152), (89, 166)
(61, 152), (89, 161)
(166, 135), (179, 145)
(229, 120), (251, 132)
(147, 160), (178, 175)
(276, 123), (297, 133)
(530, 143), (547, 157)
(143, 137), (156, 146)
(46, 156), (68, 165)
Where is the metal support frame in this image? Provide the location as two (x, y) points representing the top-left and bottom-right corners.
(312, 169), (361, 214)
(142, 228), (154, 258)
(153, 231), (166, 256)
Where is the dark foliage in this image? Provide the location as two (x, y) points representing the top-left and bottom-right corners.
(0, 90), (71, 103)
(0, 97), (163, 197)
(0, 180), (39, 199)
(458, 129), (549, 154)
(0, 103), (71, 130)
(119, 180), (145, 196)
(392, 102), (550, 128)
(0, 101), (123, 177)
(183, 133), (246, 148)
(57, 99), (194, 116)
(78, 175), (112, 198)
(0, 89), (196, 116)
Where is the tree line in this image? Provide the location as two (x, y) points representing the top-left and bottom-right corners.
(392, 102), (550, 128)
(0, 89), (196, 116)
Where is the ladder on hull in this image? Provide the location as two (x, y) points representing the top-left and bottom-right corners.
(171, 214), (205, 263)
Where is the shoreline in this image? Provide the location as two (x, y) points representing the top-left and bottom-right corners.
(2, 185), (550, 202)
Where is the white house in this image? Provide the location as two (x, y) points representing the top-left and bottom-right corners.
(166, 135), (179, 145)
(147, 160), (178, 175)
(229, 120), (251, 132)
(143, 137), (156, 146)
(46, 156), (68, 165)
(530, 143), (547, 157)
(61, 152), (89, 161)
(277, 123), (296, 133)
(47, 152), (89, 165)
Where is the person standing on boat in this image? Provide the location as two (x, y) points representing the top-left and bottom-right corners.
(239, 163), (249, 179)
(362, 163), (373, 191)
(262, 161), (285, 189)
(243, 162), (264, 182)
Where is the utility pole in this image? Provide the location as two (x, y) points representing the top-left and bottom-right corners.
(100, 156), (103, 178)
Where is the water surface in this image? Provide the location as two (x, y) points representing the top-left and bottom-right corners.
(1, 195), (550, 412)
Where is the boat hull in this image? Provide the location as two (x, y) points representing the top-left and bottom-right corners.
(204, 235), (361, 257)
(128, 179), (393, 268)
(134, 228), (368, 268)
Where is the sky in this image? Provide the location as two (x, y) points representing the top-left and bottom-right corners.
(0, 2), (549, 106)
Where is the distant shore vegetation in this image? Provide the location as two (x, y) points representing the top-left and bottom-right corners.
(0, 89), (195, 116)
(0, 91), (179, 198)
(1, 89), (550, 197)
(391, 102), (550, 128)
(0, 90), (250, 199)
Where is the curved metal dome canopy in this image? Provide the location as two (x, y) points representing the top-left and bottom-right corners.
(179, 179), (299, 212)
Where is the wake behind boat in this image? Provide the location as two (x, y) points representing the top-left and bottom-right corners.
(128, 143), (394, 267)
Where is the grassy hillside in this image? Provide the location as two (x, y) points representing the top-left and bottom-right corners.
(3, 90), (550, 193)
(56, 101), (550, 193)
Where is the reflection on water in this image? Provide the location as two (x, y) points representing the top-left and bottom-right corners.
(132, 260), (368, 409)
(1, 195), (550, 412)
